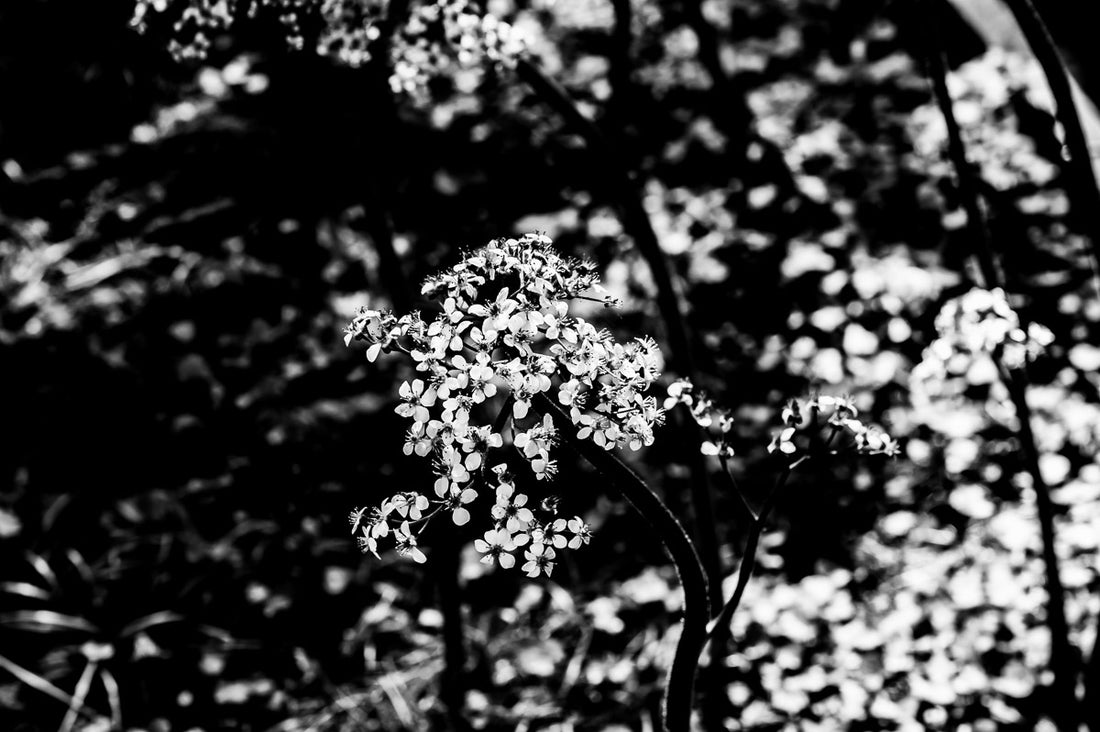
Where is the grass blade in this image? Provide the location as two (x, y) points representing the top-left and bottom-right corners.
(0, 610), (98, 634)
(0, 653), (100, 721)
(119, 611), (183, 638)
(57, 659), (97, 732)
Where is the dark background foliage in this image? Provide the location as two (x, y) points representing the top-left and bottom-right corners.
(3, 0), (1100, 729)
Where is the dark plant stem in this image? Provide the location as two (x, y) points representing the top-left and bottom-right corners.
(365, 0), (413, 313)
(535, 394), (708, 732)
(514, 58), (694, 372)
(1002, 365), (1080, 731)
(431, 542), (472, 732)
(922, 5), (1081, 725)
(920, 20), (999, 288)
(608, 0), (636, 138)
(705, 465), (790, 641)
(515, 53), (723, 607)
(681, 413), (723, 616)
(1001, 0), (1100, 280)
(996, 4), (1100, 713)
(371, 6), (467, 723)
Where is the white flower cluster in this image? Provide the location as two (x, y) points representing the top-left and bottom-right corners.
(316, 0), (387, 67)
(768, 395), (899, 459)
(131, 0), (235, 60)
(344, 233), (664, 571)
(664, 378), (735, 457)
(390, 0), (526, 95)
(913, 287), (1054, 389)
(666, 379), (898, 460)
(131, 0), (526, 95)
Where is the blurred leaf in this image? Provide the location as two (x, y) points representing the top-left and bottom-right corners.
(0, 581), (51, 601)
(0, 610), (98, 634)
(119, 611), (184, 638)
(25, 553), (59, 591)
(0, 652), (102, 721)
(57, 658), (97, 732)
(0, 508), (21, 538)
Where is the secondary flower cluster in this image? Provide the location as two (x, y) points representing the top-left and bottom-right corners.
(344, 233), (664, 570)
(666, 379), (898, 460)
(664, 378), (735, 457)
(768, 395), (900, 459)
(131, 0), (526, 94)
(910, 287), (1055, 426)
(918, 287), (1054, 376)
(390, 0), (525, 95)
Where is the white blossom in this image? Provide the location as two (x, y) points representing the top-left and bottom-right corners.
(345, 234), (666, 569)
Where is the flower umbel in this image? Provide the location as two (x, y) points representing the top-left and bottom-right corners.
(345, 234), (664, 569)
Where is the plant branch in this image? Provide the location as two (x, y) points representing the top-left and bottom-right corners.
(363, 0), (414, 313)
(921, 3), (1081, 724)
(371, 11), (467, 723)
(1000, 363), (1080, 730)
(1001, 0), (1100, 282)
(990, 8), (1100, 717)
(919, 8), (999, 288)
(719, 453), (757, 522)
(513, 57), (695, 374)
(608, 0), (636, 141)
(516, 50), (723, 616)
(705, 464), (790, 641)
(534, 393), (708, 732)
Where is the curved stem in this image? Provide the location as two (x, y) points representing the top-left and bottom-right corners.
(919, 3), (1081, 724)
(513, 57), (695, 375)
(534, 394), (708, 732)
(997, 23), (1100, 716)
(1001, 0), (1100, 282)
(516, 47), (723, 628)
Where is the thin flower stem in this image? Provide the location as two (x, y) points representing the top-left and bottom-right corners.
(921, 4), (1081, 724)
(1000, 362), (1081, 730)
(994, 6), (1100, 720)
(719, 454), (757, 522)
(370, 5), (468, 720)
(431, 543), (470, 732)
(707, 451), (750, 729)
(512, 56), (694, 374)
(363, 0), (414, 313)
(514, 53), (724, 620)
(534, 393), (708, 732)
(918, 4), (998, 289)
(705, 464), (792, 641)
(493, 393), (515, 435)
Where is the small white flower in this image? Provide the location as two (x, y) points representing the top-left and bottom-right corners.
(521, 542), (556, 578)
(395, 379), (436, 424)
(492, 492), (534, 533)
(567, 517), (591, 549)
(473, 528), (517, 568)
(394, 522), (427, 564)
